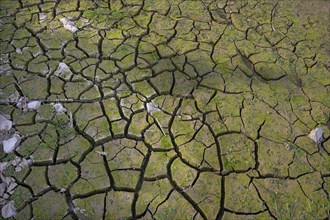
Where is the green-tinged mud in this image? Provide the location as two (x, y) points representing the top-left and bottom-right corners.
(0, 0), (329, 219)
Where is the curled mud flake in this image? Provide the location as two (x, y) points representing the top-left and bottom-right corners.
(0, 64), (12, 76)
(5, 178), (17, 195)
(52, 103), (67, 114)
(10, 157), (20, 167)
(27, 100), (41, 111)
(0, 54), (9, 64)
(54, 62), (72, 76)
(16, 97), (28, 111)
(0, 183), (5, 197)
(23, 158), (33, 166)
(0, 162), (8, 172)
(95, 151), (108, 156)
(308, 128), (324, 144)
(10, 157), (32, 172)
(146, 102), (162, 114)
(0, 0), (328, 219)
(69, 112), (73, 128)
(2, 133), (21, 154)
(14, 166), (22, 172)
(39, 13), (47, 22)
(0, 114), (12, 131)
(154, 117), (166, 136)
(7, 91), (20, 103)
(81, 18), (90, 24)
(1, 200), (16, 219)
(60, 18), (78, 33)
(74, 207), (87, 216)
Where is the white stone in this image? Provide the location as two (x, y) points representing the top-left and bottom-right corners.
(60, 18), (78, 33)
(3, 133), (21, 154)
(15, 48), (22, 54)
(1, 201), (16, 219)
(308, 128), (324, 144)
(53, 103), (67, 114)
(27, 101), (41, 111)
(0, 114), (12, 131)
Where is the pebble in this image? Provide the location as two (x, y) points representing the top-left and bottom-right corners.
(308, 128), (324, 144)
(3, 133), (21, 154)
(15, 48), (22, 54)
(27, 100), (41, 111)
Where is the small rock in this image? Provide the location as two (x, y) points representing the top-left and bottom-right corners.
(0, 114), (12, 131)
(308, 128), (324, 144)
(15, 48), (22, 54)
(1, 200), (16, 219)
(52, 103), (67, 114)
(60, 18), (78, 33)
(3, 133), (21, 154)
(27, 100), (41, 111)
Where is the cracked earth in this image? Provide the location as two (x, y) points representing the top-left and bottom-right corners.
(0, 0), (329, 219)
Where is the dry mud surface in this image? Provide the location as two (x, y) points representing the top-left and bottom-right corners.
(0, 0), (329, 219)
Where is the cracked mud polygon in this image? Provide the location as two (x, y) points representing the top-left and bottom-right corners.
(0, 0), (329, 219)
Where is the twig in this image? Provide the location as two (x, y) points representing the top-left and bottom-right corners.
(271, 2), (278, 32)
